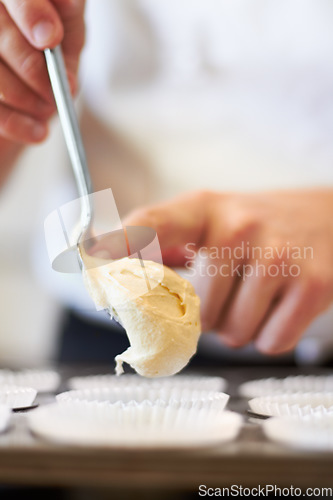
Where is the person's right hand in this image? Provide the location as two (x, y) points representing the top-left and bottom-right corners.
(0, 0), (85, 145)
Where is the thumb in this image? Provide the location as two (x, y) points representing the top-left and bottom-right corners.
(2, 0), (64, 49)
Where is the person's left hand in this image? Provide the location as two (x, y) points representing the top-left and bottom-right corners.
(91, 189), (333, 355)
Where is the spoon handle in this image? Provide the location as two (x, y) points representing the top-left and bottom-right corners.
(44, 46), (93, 231)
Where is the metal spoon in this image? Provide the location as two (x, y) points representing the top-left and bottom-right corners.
(44, 45), (92, 271)
(45, 46), (122, 323)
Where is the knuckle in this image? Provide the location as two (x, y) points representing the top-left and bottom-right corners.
(126, 207), (162, 230)
(1, 86), (24, 110)
(6, 0), (32, 29)
(220, 219), (257, 251)
(224, 209), (260, 245)
(20, 50), (45, 82)
(13, 0), (49, 28)
(0, 107), (39, 143)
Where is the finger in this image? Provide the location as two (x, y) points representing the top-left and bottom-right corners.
(1, 0), (64, 49)
(191, 251), (236, 331)
(0, 1), (84, 104)
(254, 281), (330, 354)
(90, 191), (210, 269)
(123, 191), (210, 249)
(0, 103), (48, 143)
(0, 61), (54, 120)
(54, 0), (86, 82)
(0, 5), (55, 103)
(196, 204), (257, 332)
(218, 262), (284, 347)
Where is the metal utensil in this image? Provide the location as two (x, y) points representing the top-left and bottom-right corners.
(44, 45), (92, 269)
(45, 46), (121, 322)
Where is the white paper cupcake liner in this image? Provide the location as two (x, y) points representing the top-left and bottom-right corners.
(239, 375), (333, 398)
(0, 385), (37, 410)
(263, 413), (333, 451)
(248, 392), (333, 417)
(57, 387), (229, 411)
(0, 370), (60, 392)
(68, 374), (227, 392)
(28, 402), (242, 448)
(0, 404), (10, 433)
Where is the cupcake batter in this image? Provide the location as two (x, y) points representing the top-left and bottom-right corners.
(82, 255), (201, 377)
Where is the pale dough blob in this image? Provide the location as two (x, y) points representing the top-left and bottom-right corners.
(82, 255), (201, 377)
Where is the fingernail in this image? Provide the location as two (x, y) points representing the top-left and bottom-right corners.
(254, 335), (275, 354)
(32, 21), (55, 46)
(31, 121), (47, 140)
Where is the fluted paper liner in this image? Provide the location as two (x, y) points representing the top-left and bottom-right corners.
(0, 385), (37, 409)
(249, 392), (333, 417)
(28, 401), (242, 448)
(68, 374), (226, 392)
(57, 387), (229, 411)
(0, 370), (60, 392)
(0, 404), (10, 433)
(263, 413), (333, 451)
(239, 375), (333, 398)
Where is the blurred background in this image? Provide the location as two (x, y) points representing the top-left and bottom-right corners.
(0, 0), (333, 367)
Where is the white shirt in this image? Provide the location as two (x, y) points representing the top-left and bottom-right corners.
(81, 0), (333, 202)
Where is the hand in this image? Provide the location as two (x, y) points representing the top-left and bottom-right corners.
(0, 0), (85, 145)
(118, 189), (333, 355)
